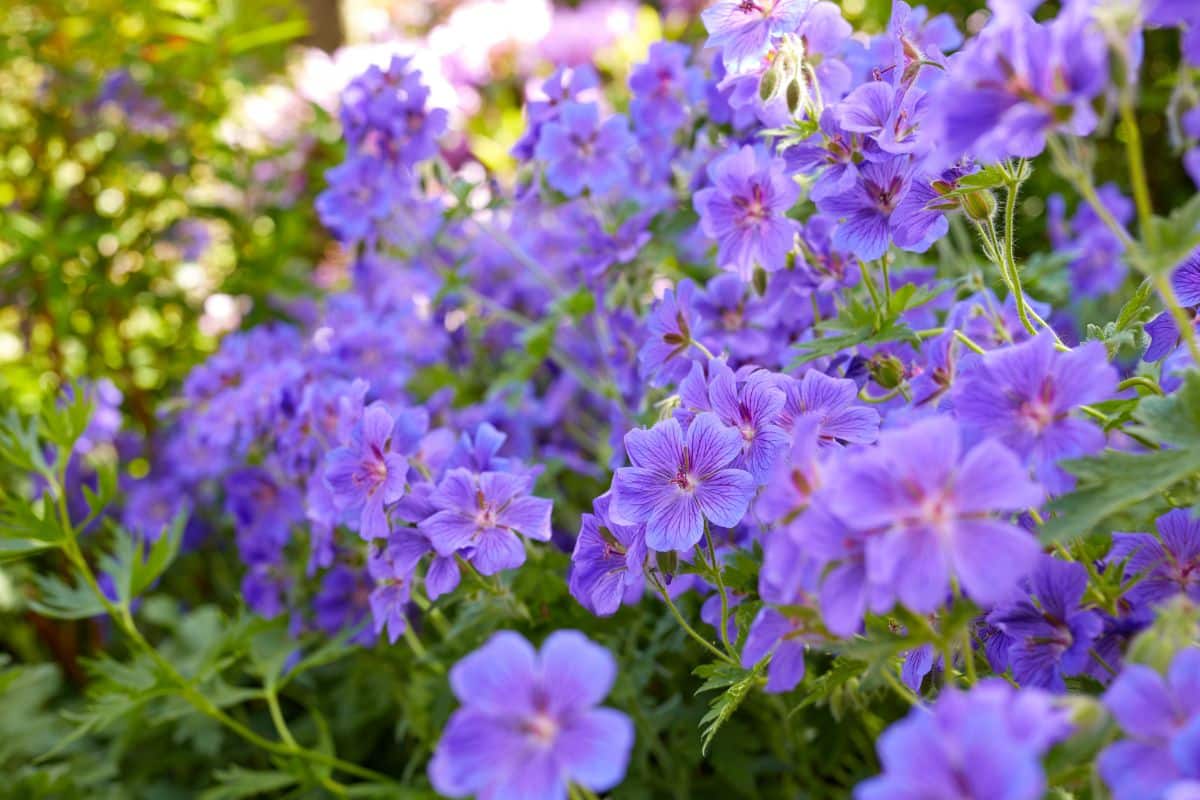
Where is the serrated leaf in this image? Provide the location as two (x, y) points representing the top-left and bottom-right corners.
(200, 767), (298, 800)
(29, 573), (106, 620)
(1130, 370), (1200, 446)
(1041, 447), (1200, 544)
(693, 659), (767, 756)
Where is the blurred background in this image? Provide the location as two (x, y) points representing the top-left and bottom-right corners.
(0, 0), (1189, 422)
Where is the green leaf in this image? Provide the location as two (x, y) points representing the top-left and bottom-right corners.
(1041, 371), (1200, 543)
(200, 767), (298, 800)
(1131, 194), (1200, 276)
(29, 573), (106, 620)
(693, 659), (767, 756)
(1130, 370), (1200, 446)
(38, 385), (93, 451)
(226, 19), (310, 54)
(1041, 448), (1200, 544)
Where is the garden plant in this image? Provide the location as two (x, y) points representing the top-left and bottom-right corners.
(4, 0), (1200, 797)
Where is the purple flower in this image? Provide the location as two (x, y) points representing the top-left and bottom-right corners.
(988, 557), (1104, 691)
(855, 679), (1072, 800)
(693, 273), (778, 363)
(952, 332), (1117, 493)
(679, 360), (789, 481)
(629, 41), (701, 140)
(535, 102), (634, 198)
(324, 402), (410, 541)
(637, 279), (704, 387)
(429, 630), (634, 800)
(814, 155), (915, 260)
(612, 413), (755, 552)
(927, 8), (1106, 165)
(784, 110), (865, 202)
(701, 0), (812, 72)
(780, 370), (880, 446)
(569, 492), (647, 616)
(741, 608), (809, 693)
(419, 469), (553, 575)
(1100, 648), (1200, 800)
(828, 415), (1043, 612)
(1110, 508), (1200, 612)
(693, 145), (800, 280)
(836, 81), (929, 157)
(366, 530), (432, 643)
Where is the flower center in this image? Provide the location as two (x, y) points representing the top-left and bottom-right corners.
(671, 470), (697, 492)
(523, 712), (560, 746)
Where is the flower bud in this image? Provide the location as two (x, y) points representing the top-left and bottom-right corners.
(785, 79), (803, 116)
(868, 354), (907, 390)
(759, 63), (780, 103)
(961, 188), (997, 223)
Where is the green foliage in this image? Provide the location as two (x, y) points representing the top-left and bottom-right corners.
(0, 0), (334, 418)
(1042, 371), (1200, 544)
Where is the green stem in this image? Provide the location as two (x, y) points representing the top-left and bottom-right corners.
(1118, 94), (1155, 246)
(953, 330), (986, 356)
(880, 665), (920, 706)
(702, 526), (737, 659)
(691, 338), (716, 360)
(1117, 375), (1164, 396)
(649, 574), (735, 665)
(858, 385), (906, 404)
(959, 626), (977, 686)
(49, 477), (395, 788)
(265, 683), (299, 749)
(859, 258), (883, 323)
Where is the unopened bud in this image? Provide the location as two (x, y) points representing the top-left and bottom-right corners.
(785, 79), (803, 115)
(961, 188), (997, 223)
(868, 354), (907, 390)
(759, 64), (780, 103)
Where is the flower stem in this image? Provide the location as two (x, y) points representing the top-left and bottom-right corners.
(1118, 93), (1155, 246)
(703, 526), (738, 659)
(649, 573), (735, 665)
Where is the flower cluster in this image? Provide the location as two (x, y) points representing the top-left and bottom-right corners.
(59, 0), (1200, 797)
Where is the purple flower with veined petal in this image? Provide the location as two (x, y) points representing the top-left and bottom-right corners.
(637, 279), (704, 387)
(419, 469), (552, 575)
(827, 415), (1043, 612)
(569, 492), (647, 616)
(701, 0), (813, 73)
(1145, 249), (1200, 361)
(694, 145), (800, 280)
(1110, 508), (1200, 612)
(686, 360), (789, 481)
(837, 81), (929, 157)
(430, 630), (634, 800)
(815, 155), (915, 260)
(952, 332), (1117, 493)
(1099, 648), (1200, 800)
(535, 102), (634, 198)
(612, 413), (755, 552)
(855, 679), (1072, 800)
(988, 557), (1103, 691)
(780, 370), (880, 446)
(784, 109), (865, 202)
(324, 402), (410, 541)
